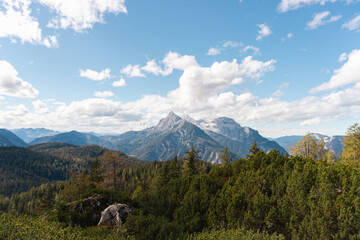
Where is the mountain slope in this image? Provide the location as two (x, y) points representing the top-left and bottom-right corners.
(0, 129), (27, 147)
(194, 117), (287, 157)
(0, 143), (143, 196)
(29, 130), (112, 147)
(11, 128), (60, 143)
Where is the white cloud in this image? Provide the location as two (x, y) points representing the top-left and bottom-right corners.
(0, 60), (39, 98)
(94, 91), (114, 98)
(342, 14), (360, 31)
(222, 41), (242, 48)
(272, 89), (284, 97)
(32, 99), (49, 113)
(167, 53), (276, 109)
(278, 0), (337, 12)
(38, 0), (127, 32)
(141, 59), (173, 76)
(112, 77), (126, 87)
(306, 11), (342, 30)
(310, 49), (360, 93)
(242, 45), (260, 55)
(163, 52), (199, 70)
(338, 52), (348, 62)
(206, 47), (221, 56)
(80, 68), (111, 81)
(0, 0), (58, 47)
(121, 64), (145, 78)
(300, 117), (321, 126)
(256, 23), (272, 41)
(287, 32), (293, 38)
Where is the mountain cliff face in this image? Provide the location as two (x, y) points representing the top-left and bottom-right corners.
(194, 117), (286, 157)
(273, 134), (344, 156)
(0, 129), (27, 147)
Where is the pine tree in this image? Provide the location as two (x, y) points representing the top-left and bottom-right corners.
(249, 140), (260, 155)
(183, 146), (200, 177)
(220, 147), (236, 164)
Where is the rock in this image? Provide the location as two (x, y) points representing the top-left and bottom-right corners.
(98, 203), (131, 226)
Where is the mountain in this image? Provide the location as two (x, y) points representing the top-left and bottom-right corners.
(106, 112), (225, 163)
(193, 117), (287, 157)
(104, 112), (286, 162)
(11, 128), (60, 143)
(29, 130), (112, 147)
(0, 129), (27, 147)
(273, 134), (344, 156)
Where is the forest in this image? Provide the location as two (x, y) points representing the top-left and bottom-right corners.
(1, 123), (360, 239)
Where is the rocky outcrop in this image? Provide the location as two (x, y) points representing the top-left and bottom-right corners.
(98, 204), (131, 226)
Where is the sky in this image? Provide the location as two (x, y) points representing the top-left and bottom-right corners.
(0, 0), (360, 138)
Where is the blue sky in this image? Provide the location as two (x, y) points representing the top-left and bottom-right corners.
(0, 0), (360, 137)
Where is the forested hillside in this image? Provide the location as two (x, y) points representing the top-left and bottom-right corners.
(0, 144), (142, 196)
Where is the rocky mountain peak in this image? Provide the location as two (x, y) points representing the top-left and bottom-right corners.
(154, 111), (182, 131)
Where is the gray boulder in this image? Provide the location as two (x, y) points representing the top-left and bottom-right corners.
(98, 203), (131, 226)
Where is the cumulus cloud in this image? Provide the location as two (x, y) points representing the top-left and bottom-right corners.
(256, 23), (272, 41)
(94, 91), (114, 98)
(80, 68), (111, 81)
(121, 64), (145, 78)
(306, 11), (342, 30)
(38, 0), (127, 32)
(206, 47), (221, 56)
(310, 49), (360, 93)
(342, 14), (360, 31)
(112, 77), (126, 87)
(141, 59), (172, 76)
(167, 53), (276, 109)
(0, 60), (39, 98)
(0, 0), (58, 47)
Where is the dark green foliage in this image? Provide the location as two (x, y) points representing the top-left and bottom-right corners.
(183, 146), (201, 176)
(249, 139), (261, 155)
(0, 144), (142, 196)
(0, 147), (69, 196)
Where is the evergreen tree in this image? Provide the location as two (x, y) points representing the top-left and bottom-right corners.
(183, 146), (200, 177)
(220, 147), (236, 164)
(249, 140), (260, 155)
(342, 123), (360, 163)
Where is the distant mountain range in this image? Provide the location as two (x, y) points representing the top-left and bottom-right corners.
(11, 128), (60, 143)
(14, 112), (285, 163)
(1, 112), (344, 162)
(272, 134), (344, 156)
